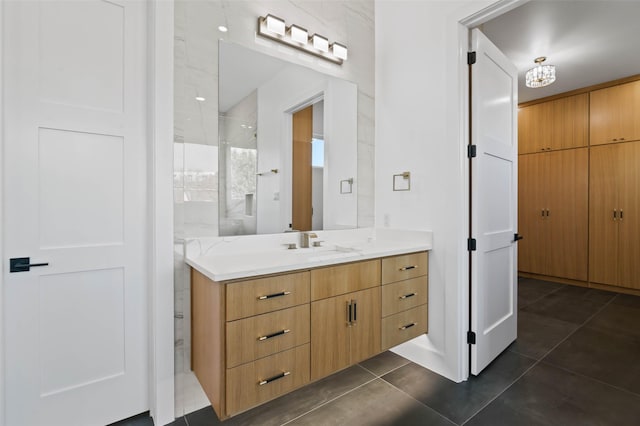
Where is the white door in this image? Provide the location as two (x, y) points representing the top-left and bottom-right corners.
(3, 1), (149, 425)
(469, 29), (518, 375)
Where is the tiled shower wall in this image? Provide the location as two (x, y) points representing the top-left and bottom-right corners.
(173, 0), (375, 416)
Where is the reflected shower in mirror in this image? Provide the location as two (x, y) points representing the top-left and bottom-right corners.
(218, 41), (358, 236)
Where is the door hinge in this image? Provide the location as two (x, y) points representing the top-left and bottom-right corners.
(467, 144), (477, 158)
(467, 51), (476, 65)
(467, 331), (476, 344)
(467, 238), (477, 251)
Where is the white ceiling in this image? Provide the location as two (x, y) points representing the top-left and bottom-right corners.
(481, 0), (640, 103)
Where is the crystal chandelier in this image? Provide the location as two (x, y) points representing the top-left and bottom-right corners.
(525, 56), (556, 88)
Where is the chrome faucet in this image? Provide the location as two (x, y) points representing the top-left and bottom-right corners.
(300, 232), (318, 248)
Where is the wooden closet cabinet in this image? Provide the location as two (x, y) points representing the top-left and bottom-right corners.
(518, 148), (588, 280)
(310, 260), (381, 380)
(589, 141), (640, 289)
(518, 93), (588, 154)
(590, 80), (640, 146)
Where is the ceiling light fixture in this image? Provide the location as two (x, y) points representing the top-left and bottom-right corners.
(257, 15), (347, 65)
(525, 56), (556, 88)
(218, 25), (228, 33)
(195, 96), (206, 102)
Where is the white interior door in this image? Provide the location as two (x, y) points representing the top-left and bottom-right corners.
(3, 1), (149, 425)
(469, 28), (518, 375)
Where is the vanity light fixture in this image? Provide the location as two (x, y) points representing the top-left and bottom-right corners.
(257, 15), (347, 65)
(311, 34), (329, 52)
(525, 56), (556, 88)
(332, 42), (348, 60)
(288, 24), (308, 45)
(264, 14), (286, 36)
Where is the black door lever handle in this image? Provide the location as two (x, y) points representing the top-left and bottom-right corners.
(10, 257), (49, 273)
(513, 233), (524, 242)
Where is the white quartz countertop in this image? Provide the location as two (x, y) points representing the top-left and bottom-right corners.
(185, 228), (433, 282)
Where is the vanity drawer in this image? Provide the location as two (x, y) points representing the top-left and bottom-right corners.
(226, 272), (310, 321)
(381, 276), (428, 317)
(226, 344), (310, 416)
(226, 304), (310, 368)
(381, 305), (428, 350)
(310, 259), (381, 300)
(381, 252), (428, 285)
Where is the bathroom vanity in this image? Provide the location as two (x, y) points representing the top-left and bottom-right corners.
(186, 229), (432, 419)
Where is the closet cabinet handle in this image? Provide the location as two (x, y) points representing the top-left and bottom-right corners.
(620, 209), (623, 220)
(613, 209), (618, 220)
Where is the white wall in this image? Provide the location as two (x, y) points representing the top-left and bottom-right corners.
(0, 2), (5, 423)
(375, 0), (495, 382)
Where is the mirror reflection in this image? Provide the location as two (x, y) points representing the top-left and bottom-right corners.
(218, 41), (358, 236)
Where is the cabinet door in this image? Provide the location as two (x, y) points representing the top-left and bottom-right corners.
(546, 148), (588, 280)
(590, 80), (640, 145)
(517, 153), (548, 274)
(589, 145), (620, 285)
(618, 141), (640, 289)
(310, 295), (351, 380)
(349, 287), (381, 365)
(518, 103), (551, 154)
(550, 93), (589, 150)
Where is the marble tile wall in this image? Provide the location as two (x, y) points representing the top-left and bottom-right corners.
(173, 0), (375, 417)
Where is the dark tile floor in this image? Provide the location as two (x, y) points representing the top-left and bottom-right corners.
(118, 278), (640, 425)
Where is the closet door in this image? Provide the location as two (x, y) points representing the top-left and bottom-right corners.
(546, 148), (588, 280)
(618, 141), (640, 289)
(518, 104), (551, 154)
(550, 94), (589, 150)
(590, 80), (640, 146)
(589, 145), (620, 285)
(517, 153), (548, 274)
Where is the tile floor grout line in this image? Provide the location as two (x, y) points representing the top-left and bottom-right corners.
(539, 358), (640, 399)
(279, 376), (380, 426)
(518, 281), (566, 310)
(379, 377), (458, 426)
(358, 360), (411, 379)
(461, 289), (618, 425)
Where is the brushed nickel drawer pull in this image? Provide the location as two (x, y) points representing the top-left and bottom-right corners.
(257, 291), (291, 300)
(258, 371), (290, 386)
(399, 292), (417, 300)
(399, 265), (418, 271)
(258, 329), (291, 341)
(399, 322), (417, 330)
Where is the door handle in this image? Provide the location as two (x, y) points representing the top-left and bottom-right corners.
(10, 257), (49, 273)
(513, 233), (523, 242)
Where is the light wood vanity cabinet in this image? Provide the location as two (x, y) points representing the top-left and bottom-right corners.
(192, 251), (429, 420)
(310, 260), (381, 380)
(590, 80), (640, 146)
(381, 252), (429, 350)
(192, 270), (311, 419)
